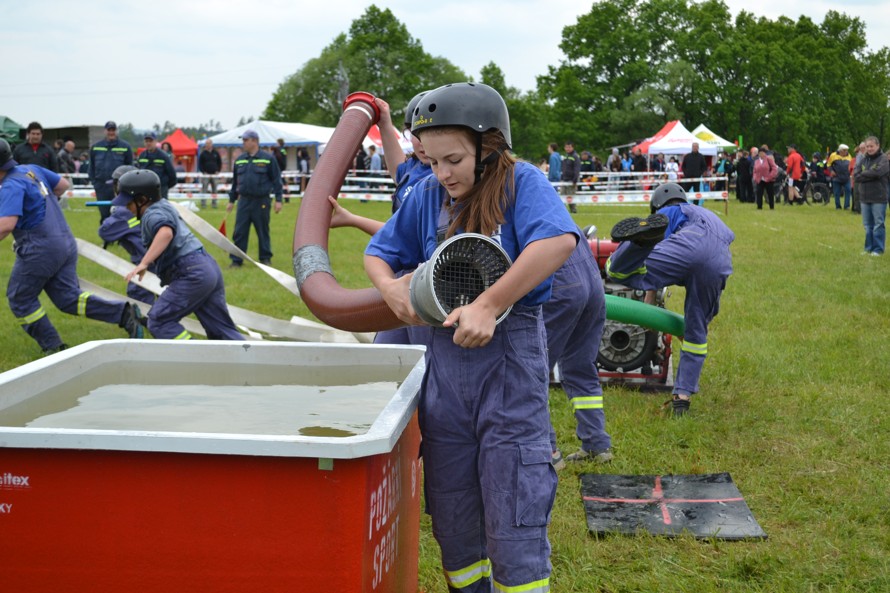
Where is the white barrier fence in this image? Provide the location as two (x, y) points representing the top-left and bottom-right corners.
(58, 170), (731, 209)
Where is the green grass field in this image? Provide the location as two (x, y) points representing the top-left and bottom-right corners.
(1, 197), (888, 592)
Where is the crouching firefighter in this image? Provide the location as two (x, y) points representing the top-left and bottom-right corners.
(606, 182), (735, 416)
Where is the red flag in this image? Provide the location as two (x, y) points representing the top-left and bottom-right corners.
(218, 214), (228, 237)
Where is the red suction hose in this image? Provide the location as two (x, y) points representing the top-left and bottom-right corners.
(292, 92), (404, 332)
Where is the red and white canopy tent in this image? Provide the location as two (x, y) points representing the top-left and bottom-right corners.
(634, 120), (718, 156)
(365, 125), (414, 155)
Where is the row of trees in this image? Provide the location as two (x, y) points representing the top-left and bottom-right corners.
(267, 2), (890, 161)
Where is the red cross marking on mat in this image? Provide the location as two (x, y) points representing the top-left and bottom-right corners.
(582, 475), (744, 526)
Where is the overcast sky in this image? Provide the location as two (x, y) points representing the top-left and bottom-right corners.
(1, 0), (887, 133)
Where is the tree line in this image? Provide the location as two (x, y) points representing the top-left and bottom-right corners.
(263, 2), (890, 162)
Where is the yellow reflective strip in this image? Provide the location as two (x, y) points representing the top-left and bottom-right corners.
(234, 159), (249, 165)
(444, 559), (492, 589)
(17, 306), (46, 325)
(78, 292), (92, 316)
(494, 577), (550, 593)
(253, 159), (271, 164)
(127, 217), (140, 228)
(681, 341), (707, 355)
(605, 257), (647, 280)
(111, 147), (129, 152)
(571, 396), (604, 410)
(174, 330), (192, 340)
(93, 147), (108, 152)
(152, 160), (166, 164)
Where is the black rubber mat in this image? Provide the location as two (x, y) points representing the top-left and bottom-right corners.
(581, 472), (767, 540)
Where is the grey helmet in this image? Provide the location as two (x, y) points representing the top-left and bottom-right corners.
(403, 91), (428, 129)
(0, 139), (17, 170)
(411, 83), (512, 184)
(650, 182), (688, 213)
(411, 82), (511, 149)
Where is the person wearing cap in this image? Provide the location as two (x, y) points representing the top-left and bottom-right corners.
(606, 182), (735, 417)
(98, 165), (156, 305)
(226, 129), (283, 267)
(0, 139), (144, 356)
(365, 82), (578, 593)
(117, 169), (244, 340)
(827, 143), (853, 209)
(89, 121), (133, 222)
(785, 144), (807, 205)
(136, 131), (178, 199)
(12, 122), (59, 172)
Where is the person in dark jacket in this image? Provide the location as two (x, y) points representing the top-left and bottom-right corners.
(561, 140), (581, 212)
(680, 142), (708, 196)
(734, 150), (753, 202)
(198, 139), (223, 208)
(12, 122), (59, 172)
(89, 121), (133, 221)
(136, 131), (178, 199)
(854, 136), (889, 255)
(225, 129), (283, 267)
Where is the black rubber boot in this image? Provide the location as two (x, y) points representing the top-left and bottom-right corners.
(610, 213), (669, 246)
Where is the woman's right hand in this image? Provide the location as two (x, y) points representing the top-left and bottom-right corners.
(378, 273), (423, 326)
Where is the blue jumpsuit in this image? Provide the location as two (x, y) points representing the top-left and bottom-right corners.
(374, 156), (433, 347)
(367, 161), (579, 593)
(546, 237), (611, 454)
(98, 206), (157, 305)
(228, 150), (283, 265)
(140, 200), (244, 341)
(1, 165), (130, 351)
(606, 203), (734, 396)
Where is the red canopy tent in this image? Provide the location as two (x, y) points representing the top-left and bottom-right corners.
(633, 120), (679, 155)
(159, 128), (199, 171)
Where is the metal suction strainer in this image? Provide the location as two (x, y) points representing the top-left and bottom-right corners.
(410, 233), (513, 327)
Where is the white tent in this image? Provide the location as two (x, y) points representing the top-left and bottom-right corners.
(647, 121), (718, 156)
(200, 120), (406, 155)
(691, 124), (736, 151)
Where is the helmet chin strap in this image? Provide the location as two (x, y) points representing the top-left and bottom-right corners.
(473, 134), (504, 185)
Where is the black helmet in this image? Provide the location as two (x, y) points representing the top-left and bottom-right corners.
(119, 169), (161, 202)
(411, 82), (512, 149)
(0, 138), (17, 171)
(112, 164), (137, 181)
(812, 152), (822, 159)
(403, 91), (428, 129)
(650, 182), (688, 213)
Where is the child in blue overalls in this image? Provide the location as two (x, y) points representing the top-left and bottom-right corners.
(547, 233), (612, 467)
(115, 169), (244, 341)
(329, 92), (433, 347)
(0, 139), (143, 355)
(365, 83), (579, 593)
(98, 165), (156, 305)
(606, 182), (734, 416)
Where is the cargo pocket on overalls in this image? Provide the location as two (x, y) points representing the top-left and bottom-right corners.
(514, 442), (557, 528)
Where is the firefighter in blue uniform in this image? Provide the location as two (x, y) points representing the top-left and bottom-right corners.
(225, 129), (283, 267)
(89, 121), (133, 222)
(606, 183), (734, 416)
(116, 170), (244, 341)
(366, 83), (578, 593)
(98, 165), (156, 305)
(547, 232), (612, 467)
(136, 131), (178, 199)
(0, 139), (143, 355)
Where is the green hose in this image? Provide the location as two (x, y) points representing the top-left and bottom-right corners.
(604, 294), (685, 337)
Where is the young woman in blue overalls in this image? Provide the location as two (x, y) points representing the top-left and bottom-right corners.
(365, 83), (579, 593)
